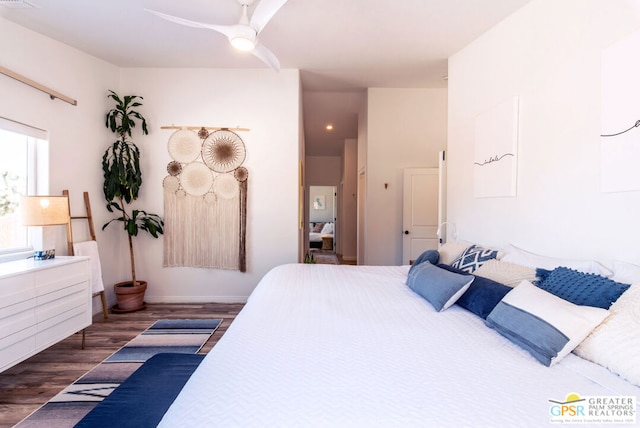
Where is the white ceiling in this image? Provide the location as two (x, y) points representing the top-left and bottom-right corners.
(1, 0), (532, 156)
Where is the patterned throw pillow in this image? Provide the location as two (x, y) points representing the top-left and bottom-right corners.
(450, 245), (499, 273)
(312, 223), (324, 233)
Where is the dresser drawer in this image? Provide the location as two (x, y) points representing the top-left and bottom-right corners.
(0, 327), (36, 372)
(0, 313), (37, 351)
(0, 299), (37, 337)
(35, 263), (87, 297)
(35, 306), (89, 350)
(0, 257), (91, 373)
(36, 282), (88, 324)
(0, 289), (36, 317)
(0, 272), (35, 303)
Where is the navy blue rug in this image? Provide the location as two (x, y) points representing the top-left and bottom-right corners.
(75, 353), (204, 428)
(15, 319), (221, 428)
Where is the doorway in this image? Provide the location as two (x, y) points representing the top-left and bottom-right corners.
(308, 186), (336, 254)
(401, 168), (439, 265)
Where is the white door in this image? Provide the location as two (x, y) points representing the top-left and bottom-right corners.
(357, 170), (366, 265)
(402, 168), (439, 265)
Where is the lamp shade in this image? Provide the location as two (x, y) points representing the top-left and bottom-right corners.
(20, 196), (70, 226)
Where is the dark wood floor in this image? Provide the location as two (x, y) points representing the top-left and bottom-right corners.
(0, 302), (244, 428)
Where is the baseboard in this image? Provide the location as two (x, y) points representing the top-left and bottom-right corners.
(144, 296), (249, 304)
(341, 255), (356, 261)
(97, 296), (248, 313)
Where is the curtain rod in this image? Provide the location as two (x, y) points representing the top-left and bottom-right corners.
(0, 65), (77, 106)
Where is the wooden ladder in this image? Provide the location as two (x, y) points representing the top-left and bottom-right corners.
(63, 190), (108, 320)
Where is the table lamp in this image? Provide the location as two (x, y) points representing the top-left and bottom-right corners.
(20, 195), (71, 260)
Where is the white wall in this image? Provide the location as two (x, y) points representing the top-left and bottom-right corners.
(2, 18), (302, 306)
(341, 139), (357, 260)
(364, 88), (448, 265)
(447, 0), (640, 265)
(306, 155), (341, 186)
(357, 96), (369, 264)
(0, 18), (118, 219)
(119, 68), (301, 303)
(309, 186), (335, 223)
(0, 18), (119, 314)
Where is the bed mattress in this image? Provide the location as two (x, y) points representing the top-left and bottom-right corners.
(309, 232), (325, 242)
(160, 264), (639, 427)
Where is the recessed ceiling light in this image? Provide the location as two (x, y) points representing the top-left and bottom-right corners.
(325, 124), (333, 131)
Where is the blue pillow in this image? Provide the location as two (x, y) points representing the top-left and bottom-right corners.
(406, 262), (474, 312)
(450, 244), (499, 273)
(437, 263), (511, 319)
(408, 249), (440, 275)
(535, 267), (630, 309)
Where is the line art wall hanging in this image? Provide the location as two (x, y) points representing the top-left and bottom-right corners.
(473, 96), (519, 198)
(600, 29), (640, 193)
(162, 126), (248, 272)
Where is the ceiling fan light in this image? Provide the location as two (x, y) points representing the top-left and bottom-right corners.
(230, 36), (255, 51)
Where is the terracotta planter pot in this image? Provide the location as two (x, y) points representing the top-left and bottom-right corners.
(113, 280), (147, 313)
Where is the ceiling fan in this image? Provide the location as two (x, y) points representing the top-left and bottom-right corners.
(146, 0), (288, 71)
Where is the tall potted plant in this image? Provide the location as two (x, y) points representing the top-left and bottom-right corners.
(102, 90), (164, 312)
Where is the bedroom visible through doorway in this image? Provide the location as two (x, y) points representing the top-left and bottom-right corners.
(308, 185), (336, 254)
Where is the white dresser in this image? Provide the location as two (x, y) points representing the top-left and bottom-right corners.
(0, 256), (92, 373)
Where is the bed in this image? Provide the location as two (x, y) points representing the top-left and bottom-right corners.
(309, 221), (333, 249)
(155, 244), (640, 427)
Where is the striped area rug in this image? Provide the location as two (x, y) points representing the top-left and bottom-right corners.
(16, 319), (221, 428)
(313, 253), (339, 264)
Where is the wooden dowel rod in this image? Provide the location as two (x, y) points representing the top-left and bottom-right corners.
(0, 65), (77, 106)
(160, 125), (250, 132)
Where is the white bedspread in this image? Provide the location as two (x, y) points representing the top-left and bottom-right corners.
(160, 264), (639, 427)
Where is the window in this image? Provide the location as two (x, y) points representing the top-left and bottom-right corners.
(0, 117), (48, 262)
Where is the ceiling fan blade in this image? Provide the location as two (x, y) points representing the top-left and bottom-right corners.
(249, 0), (289, 33)
(251, 43), (280, 71)
(145, 9), (235, 38)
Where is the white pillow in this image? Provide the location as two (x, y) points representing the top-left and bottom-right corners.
(500, 244), (612, 277)
(473, 259), (538, 288)
(320, 222), (334, 234)
(612, 260), (640, 283)
(437, 241), (473, 265)
(485, 280), (609, 366)
(574, 283), (640, 386)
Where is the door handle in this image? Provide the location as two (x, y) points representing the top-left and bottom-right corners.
(404, 230), (410, 235)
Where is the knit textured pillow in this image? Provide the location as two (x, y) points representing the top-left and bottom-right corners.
(450, 245), (499, 273)
(535, 267), (630, 309)
(474, 259), (538, 287)
(575, 283), (640, 386)
(437, 241), (473, 265)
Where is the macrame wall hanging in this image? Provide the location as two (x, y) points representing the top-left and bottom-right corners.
(162, 126), (248, 272)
